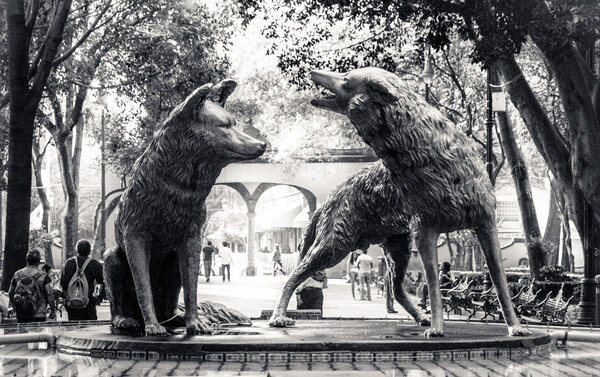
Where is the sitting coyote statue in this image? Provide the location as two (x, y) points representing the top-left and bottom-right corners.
(104, 80), (266, 336)
(269, 161), (430, 328)
(305, 67), (530, 337)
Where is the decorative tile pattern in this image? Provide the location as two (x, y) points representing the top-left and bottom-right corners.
(395, 352), (415, 361)
(310, 352), (331, 362)
(204, 353), (224, 362)
(116, 350), (130, 359)
(469, 350), (485, 360)
(331, 352), (352, 362)
(147, 351), (164, 360)
(246, 353), (266, 362)
(354, 352), (374, 362)
(225, 353), (246, 362)
(497, 348), (510, 359)
(484, 349), (497, 359)
(131, 350), (147, 360)
(103, 350), (116, 358)
(435, 351), (453, 361)
(416, 352), (434, 361)
(375, 352), (395, 362)
(268, 353), (288, 363)
(289, 353), (310, 362)
(90, 349), (103, 358)
(453, 350), (468, 360)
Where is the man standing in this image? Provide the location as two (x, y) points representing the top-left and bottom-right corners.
(202, 241), (217, 282)
(60, 239), (104, 320)
(356, 248), (373, 301)
(9, 249), (56, 323)
(219, 241), (233, 282)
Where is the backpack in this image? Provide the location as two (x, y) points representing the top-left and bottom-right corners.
(13, 269), (46, 318)
(66, 257), (91, 309)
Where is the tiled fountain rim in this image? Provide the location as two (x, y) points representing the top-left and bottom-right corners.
(54, 320), (553, 362)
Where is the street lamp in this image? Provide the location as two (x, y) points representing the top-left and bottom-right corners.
(485, 69), (494, 182)
(100, 109), (107, 260)
(421, 46), (434, 103)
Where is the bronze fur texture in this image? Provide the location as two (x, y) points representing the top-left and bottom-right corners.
(103, 80), (266, 336)
(269, 160), (430, 328)
(307, 67), (530, 337)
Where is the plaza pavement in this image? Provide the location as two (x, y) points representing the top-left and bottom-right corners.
(88, 275), (426, 322)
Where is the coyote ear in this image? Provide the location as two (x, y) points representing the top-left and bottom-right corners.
(181, 83), (213, 116)
(365, 76), (397, 106)
(208, 79), (237, 106)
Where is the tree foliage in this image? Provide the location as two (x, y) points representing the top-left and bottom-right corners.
(94, 1), (234, 176)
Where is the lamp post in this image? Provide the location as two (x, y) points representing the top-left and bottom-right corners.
(421, 46), (434, 102)
(485, 68), (494, 182)
(577, 44), (596, 324)
(99, 110), (107, 260)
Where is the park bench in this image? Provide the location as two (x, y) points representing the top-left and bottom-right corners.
(534, 283), (574, 323)
(467, 286), (499, 321)
(511, 279), (541, 317)
(441, 278), (474, 316)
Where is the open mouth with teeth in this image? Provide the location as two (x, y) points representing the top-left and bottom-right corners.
(310, 86), (338, 109)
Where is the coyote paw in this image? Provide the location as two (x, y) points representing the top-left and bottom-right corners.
(269, 315), (295, 328)
(417, 316), (431, 327)
(424, 327), (444, 338)
(186, 316), (215, 335)
(508, 325), (531, 336)
(111, 315), (140, 331)
(145, 323), (168, 336)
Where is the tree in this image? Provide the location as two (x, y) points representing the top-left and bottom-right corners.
(2, 0), (74, 291)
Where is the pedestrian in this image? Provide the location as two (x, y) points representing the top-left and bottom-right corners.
(8, 248), (56, 323)
(60, 239), (104, 320)
(419, 262), (455, 311)
(272, 244), (285, 276)
(356, 248), (373, 301)
(219, 241), (232, 282)
(346, 250), (360, 299)
(380, 256), (397, 313)
(202, 241), (217, 282)
(296, 270), (328, 312)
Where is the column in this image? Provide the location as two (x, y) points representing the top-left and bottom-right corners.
(246, 200), (257, 276)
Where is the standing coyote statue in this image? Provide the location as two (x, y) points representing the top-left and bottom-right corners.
(289, 67), (528, 337)
(269, 161), (430, 328)
(104, 80), (266, 336)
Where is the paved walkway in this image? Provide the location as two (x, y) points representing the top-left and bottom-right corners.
(88, 276), (452, 323)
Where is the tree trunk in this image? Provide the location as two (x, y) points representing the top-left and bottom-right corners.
(91, 193), (122, 260)
(32, 140), (53, 266)
(2, 0), (73, 291)
(55, 135), (78, 259)
(543, 184), (562, 265)
(495, 105), (546, 278)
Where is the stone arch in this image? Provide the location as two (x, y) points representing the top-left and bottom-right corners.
(211, 181), (318, 276)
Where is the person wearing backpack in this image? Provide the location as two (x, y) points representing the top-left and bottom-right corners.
(8, 248), (56, 323)
(60, 239), (104, 320)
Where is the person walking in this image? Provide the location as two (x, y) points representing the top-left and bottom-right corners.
(60, 239), (104, 320)
(272, 244), (285, 276)
(347, 250), (360, 299)
(8, 248), (56, 323)
(380, 256), (397, 313)
(202, 241), (217, 282)
(219, 241), (233, 282)
(356, 248), (373, 301)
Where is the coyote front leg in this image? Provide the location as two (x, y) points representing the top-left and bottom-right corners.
(125, 235), (167, 336)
